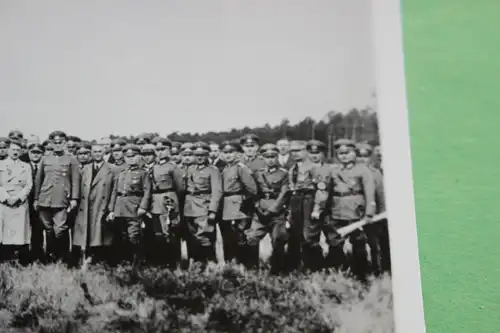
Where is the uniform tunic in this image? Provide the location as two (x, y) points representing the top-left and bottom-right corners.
(34, 153), (80, 208)
(241, 155), (266, 173)
(221, 162), (258, 220)
(0, 159), (32, 245)
(150, 161), (184, 215)
(110, 166), (151, 218)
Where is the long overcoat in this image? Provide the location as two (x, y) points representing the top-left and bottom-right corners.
(0, 159), (32, 245)
(73, 162), (115, 248)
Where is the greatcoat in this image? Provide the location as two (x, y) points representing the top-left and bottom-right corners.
(73, 162), (115, 248)
(0, 158), (33, 245)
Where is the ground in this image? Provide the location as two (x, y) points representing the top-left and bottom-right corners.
(0, 229), (394, 333)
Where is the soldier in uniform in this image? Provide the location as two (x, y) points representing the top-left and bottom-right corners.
(27, 143), (45, 262)
(246, 144), (289, 274)
(357, 143), (390, 274)
(65, 136), (80, 156)
(323, 139), (376, 281)
(42, 140), (54, 156)
(110, 139), (127, 173)
(141, 144), (157, 171)
(0, 137), (10, 160)
(286, 140), (329, 272)
(34, 131), (80, 264)
(183, 142), (223, 265)
(148, 139), (185, 267)
(108, 144), (152, 266)
(76, 142), (92, 170)
(0, 139), (33, 264)
(240, 134), (266, 172)
(219, 141), (258, 267)
(170, 142), (182, 165)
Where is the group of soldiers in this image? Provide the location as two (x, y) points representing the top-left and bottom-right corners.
(0, 129), (389, 279)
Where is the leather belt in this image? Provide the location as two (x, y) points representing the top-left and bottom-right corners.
(152, 189), (175, 194)
(117, 191), (144, 197)
(333, 191), (363, 197)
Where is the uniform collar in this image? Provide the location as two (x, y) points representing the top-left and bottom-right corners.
(341, 162), (355, 170)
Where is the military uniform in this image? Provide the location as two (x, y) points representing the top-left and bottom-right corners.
(239, 134), (266, 172)
(27, 143), (45, 262)
(178, 142), (195, 259)
(246, 144), (289, 273)
(183, 143), (223, 264)
(34, 131), (80, 263)
(219, 141), (258, 267)
(109, 145), (152, 265)
(324, 139), (376, 281)
(285, 140), (329, 272)
(147, 142), (185, 267)
(170, 142), (183, 166)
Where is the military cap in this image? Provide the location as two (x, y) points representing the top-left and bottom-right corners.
(289, 140), (306, 151)
(0, 137), (11, 147)
(240, 133), (260, 146)
(141, 143), (156, 154)
(171, 141), (181, 148)
(193, 146), (209, 156)
(193, 141), (210, 151)
(28, 143), (44, 153)
(221, 140), (240, 153)
(77, 142), (92, 152)
(123, 144), (141, 156)
(111, 138), (127, 151)
(180, 142), (194, 151)
(333, 139), (356, 149)
(356, 143), (373, 156)
(9, 139), (23, 148)
(260, 143), (279, 157)
(306, 140), (327, 153)
(48, 131), (67, 140)
(67, 135), (81, 143)
(27, 135), (40, 145)
(8, 130), (23, 140)
(170, 143), (181, 155)
(152, 137), (172, 148)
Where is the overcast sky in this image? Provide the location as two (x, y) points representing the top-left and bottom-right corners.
(0, 0), (376, 140)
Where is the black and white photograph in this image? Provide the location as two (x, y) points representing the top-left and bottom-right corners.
(0, 1), (424, 332)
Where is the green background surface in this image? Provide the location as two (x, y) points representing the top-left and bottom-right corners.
(403, 0), (500, 332)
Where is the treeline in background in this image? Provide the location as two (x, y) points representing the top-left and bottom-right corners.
(108, 108), (380, 158)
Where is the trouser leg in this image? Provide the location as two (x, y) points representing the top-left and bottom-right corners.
(52, 208), (69, 263)
(302, 194), (323, 272)
(269, 215), (288, 274)
(286, 194), (304, 272)
(219, 219), (237, 263)
(323, 218), (348, 271)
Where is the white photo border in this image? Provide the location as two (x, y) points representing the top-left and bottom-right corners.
(370, 0), (427, 332)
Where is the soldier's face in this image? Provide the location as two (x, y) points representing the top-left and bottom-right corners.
(66, 140), (77, 155)
(29, 150), (43, 163)
(195, 154), (207, 164)
(276, 140), (290, 155)
(44, 148), (53, 156)
(0, 144), (8, 157)
(242, 144), (258, 156)
(8, 144), (21, 160)
(264, 155), (279, 167)
(77, 150), (91, 164)
(291, 149), (306, 161)
(182, 152), (194, 164)
(337, 148), (356, 164)
(91, 145), (105, 162)
(223, 151), (237, 163)
(171, 154), (181, 164)
(112, 149), (124, 161)
(156, 146), (170, 160)
(51, 136), (65, 153)
(357, 154), (371, 165)
(143, 153), (156, 164)
(125, 154), (139, 166)
(209, 144), (220, 159)
(308, 151), (324, 163)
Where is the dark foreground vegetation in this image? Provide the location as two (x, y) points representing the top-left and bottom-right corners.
(0, 262), (393, 333)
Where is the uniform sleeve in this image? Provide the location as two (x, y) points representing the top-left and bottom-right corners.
(108, 171), (119, 213)
(0, 163), (9, 202)
(238, 163), (258, 197)
(374, 169), (386, 213)
(209, 167), (223, 214)
(268, 172), (290, 213)
(34, 157), (45, 202)
(361, 166), (376, 217)
(140, 170), (152, 211)
(172, 165), (185, 194)
(70, 156), (80, 200)
(16, 164), (33, 202)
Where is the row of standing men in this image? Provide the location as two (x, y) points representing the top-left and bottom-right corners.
(0, 131), (389, 278)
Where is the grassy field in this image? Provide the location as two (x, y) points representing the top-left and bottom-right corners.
(0, 228), (394, 333)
